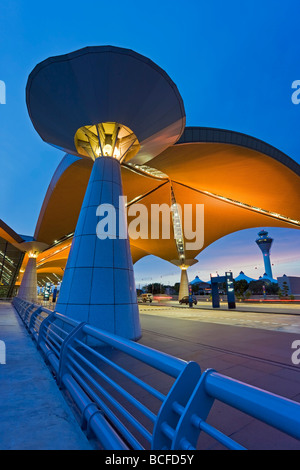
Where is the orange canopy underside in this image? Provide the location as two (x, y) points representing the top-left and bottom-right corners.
(19, 141), (299, 283)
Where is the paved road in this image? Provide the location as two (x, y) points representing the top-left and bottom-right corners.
(158, 299), (300, 314)
(139, 302), (300, 334)
(138, 309), (300, 450)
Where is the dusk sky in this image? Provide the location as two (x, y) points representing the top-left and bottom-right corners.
(0, 0), (299, 285)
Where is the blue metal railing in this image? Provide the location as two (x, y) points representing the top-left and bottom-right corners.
(12, 297), (300, 450)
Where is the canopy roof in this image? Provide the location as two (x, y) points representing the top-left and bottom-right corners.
(22, 46), (300, 285)
(31, 125), (300, 284)
(190, 276), (209, 285)
(26, 45), (185, 165)
(259, 273), (278, 283)
(0, 219), (25, 246)
(234, 271), (256, 283)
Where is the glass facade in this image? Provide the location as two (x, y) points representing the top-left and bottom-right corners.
(0, 236), (24, 298)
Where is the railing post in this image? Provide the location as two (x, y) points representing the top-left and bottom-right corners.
(21, 301), (34, 322)
(171, 369), (216, 450)
(57, 321), (87, 388)
(35, 311), (62, 375)
(171, 369), (247, 450)
(24, 304), (36, 326)
(16, 298), (24, 316)
(37, 311), (56, 349)
(28, 306), (43, 333)
(151, 361), (201, 450)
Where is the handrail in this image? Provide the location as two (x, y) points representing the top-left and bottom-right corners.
(82, 323), (186, 378)
(204, 370), (300, 441)
(62, 373), (129, 450)
(12, 297), (197, 450)
(12, 297), (300, 451)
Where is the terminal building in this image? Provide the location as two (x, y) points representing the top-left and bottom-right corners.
(278, 275), (300, 296)
(0, 220), (25, 298)
(1, 45), (300, 338)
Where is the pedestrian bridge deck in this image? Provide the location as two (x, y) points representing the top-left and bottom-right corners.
(0, 302), (92, 450)
(1, 301), (300, 450)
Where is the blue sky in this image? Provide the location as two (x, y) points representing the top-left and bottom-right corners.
(0, 0), (299, 283)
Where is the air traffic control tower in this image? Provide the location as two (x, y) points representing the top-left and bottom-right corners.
(256, 230), (274, 280)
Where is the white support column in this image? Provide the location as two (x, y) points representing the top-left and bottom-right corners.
(17, 241), (48, 304)
(178, 267), (189, 301)
(56, 156), (141, 341)
(18, 256), (38, 303)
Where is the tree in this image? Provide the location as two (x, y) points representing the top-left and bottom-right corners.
(145, 283), (165, 294)
(173, 283), (180, 294)
(267, 282), (279, 295)
(249, 280), (265, 295)
(191, 283), (199, 294)
(282, 281), (289, 297)
(248, 280), (279, 296)
(234, 280), (249, 299)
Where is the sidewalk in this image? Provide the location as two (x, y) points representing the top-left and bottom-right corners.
(139, 311), (300, 450)
(0, 302), (92, 450)
(1, 301), (300, 450)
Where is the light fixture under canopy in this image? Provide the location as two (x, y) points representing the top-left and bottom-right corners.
(74, 122), (140, 163)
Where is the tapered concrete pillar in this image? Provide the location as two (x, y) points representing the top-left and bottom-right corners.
(18, 241), (48, 303)
(18, 257), (38, 303)
(171, 259), (197, 302)
(56, 156), (141, 341)
(178, 268), (189, 301)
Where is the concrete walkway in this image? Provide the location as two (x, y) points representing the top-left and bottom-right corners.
(0, 302), (92, 450)
(1, 301), (300, 450)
